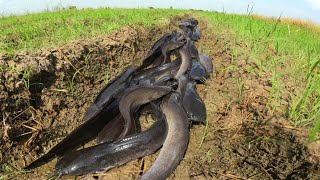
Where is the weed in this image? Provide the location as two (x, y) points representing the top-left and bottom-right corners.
(68, 67), (84, 96)
(21, 65), (32, 90)
(0, 163), (29, 179)
(238, 83), (245, 103)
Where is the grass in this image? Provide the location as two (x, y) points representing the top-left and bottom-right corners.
(0, 8), (186, 54)
(0, 163), (29, 179)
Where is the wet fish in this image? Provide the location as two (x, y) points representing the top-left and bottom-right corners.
(55, 105), (167, 176)
(139, 32), (182, 70)
(178, 18), (199, 40)
(83, 67), (136, 122)
(190, 27), (201, 41)
(176, 75), (188, 95)
(179, 18), (199, 29)
(96, 114), (125, 144)
(181, 80), (206, 125)
(133, 58), (181, 84)
(161, 41), (184, 64)
(140, 92), (189, 180)
(25, 99), (120, 170)
(148, 33), (171, 56)
(118, 86), (171, 140)
(199, 53), (213, 76)
(189, 59), (207, 82)
(175, 44), (192, 79)
(188, 40), (199, 59)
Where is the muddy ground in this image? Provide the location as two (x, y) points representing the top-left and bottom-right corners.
(0, 15), (319, 180)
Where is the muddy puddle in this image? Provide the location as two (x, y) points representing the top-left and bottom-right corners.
(0, 15), (319, 179)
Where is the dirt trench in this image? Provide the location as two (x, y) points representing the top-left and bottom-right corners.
(0, 15), (318, 180)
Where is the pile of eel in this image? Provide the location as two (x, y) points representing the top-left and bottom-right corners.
(25, 18), (213, 180)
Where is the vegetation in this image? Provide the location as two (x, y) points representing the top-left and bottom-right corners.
(0, 8), (185, 53)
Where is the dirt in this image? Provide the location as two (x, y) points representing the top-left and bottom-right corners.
(0, 15), (319, 180)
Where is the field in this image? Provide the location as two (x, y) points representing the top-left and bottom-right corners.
(0, 8), (319, 179)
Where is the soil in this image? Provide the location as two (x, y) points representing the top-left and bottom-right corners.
(0, 15), (319, 180)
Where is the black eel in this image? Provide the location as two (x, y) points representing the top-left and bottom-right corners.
(187, 40), (199, 59)
(25, 99), (120, 169)
(133, 58), (181, 84)
(96, 114), (125, 144)
(118, 85), (171, 140)
(83, 67), (136, 122)
(140, 92), (189, 180)
(55, 104), (167, 176)
(175, 43), (192, 79)
(161, 41), (185, 64)
(178, 75), (206, 125)
(189, 59), (207, 82)
(199, 53), (213, 76)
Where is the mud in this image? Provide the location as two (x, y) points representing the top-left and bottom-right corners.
(0, 15), (319, 179)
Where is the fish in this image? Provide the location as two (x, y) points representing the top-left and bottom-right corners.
(190, 27), (201, 41)
(133, 58), (181, 84)
(175, 43), (192, 79)
(188, 59), (207, 82)
(178, 18), (199, 29)
(147, 33), (172, 56)
(178, 18), (199, 40)
(118, 85), (172, 140)
(83, 67), (136, 122)
(181, 79), (206, 125)
(187, 40), (199, 59)
(161, 41), (185, 64)
(140, 92), (189, 180)
(139, 32), (182, 70)
(96, 114), (125, 144)
(199, 53), (213, 76)
(25, 99), (120, 170)
(55, 105), (167, 176)
(176, 75), (188, 95)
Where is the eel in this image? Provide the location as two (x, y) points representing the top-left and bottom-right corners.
(139, 31), (182, 70)
(161, 41), (185, 64)
(83, 67), (136, 122)
(181, 79), (206, 125)
(178, 18), (199, 40)
(189, 59), (207, 82)
(133, 58), (181, 84)
(140, 92), (189, 180)
(25, 99), (120, 170)
(179, 18), (199, 29)
(147, 33), (172, 56)
(118, 85), (171, 140)
(96, 113), (125, 144)
(175, 43), (192, 79)
(188, 40), (199, 59)
(190, 27), (201, 41)
(199, 53), (214, 76)
(55, 105), (167, 176)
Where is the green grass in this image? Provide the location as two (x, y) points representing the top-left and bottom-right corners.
(0, 163), (29, 179)
(0, 8), (319, 141)
(0, 8), (186, 53)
